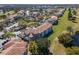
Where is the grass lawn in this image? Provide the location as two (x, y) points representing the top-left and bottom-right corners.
(48, 9), (76, 41)
(5, 10), (15, 15)
(74, 9), (79, 31)
(49, 9), (79, 54)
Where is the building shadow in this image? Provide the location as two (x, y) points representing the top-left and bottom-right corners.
(44, 30), (53, 38)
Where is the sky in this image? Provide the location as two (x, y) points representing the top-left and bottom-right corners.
(0, 0), (79, 4)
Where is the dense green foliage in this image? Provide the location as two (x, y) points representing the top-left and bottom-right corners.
(58, 32), (73, 47)
(67, 26), (74, 35)
(0, 14), (6, 19)
(66, 46), (79, 55)
(18, 19), (28, 27)
(28, 38), (51, 55)
(68, 8), (76, 21)
(28, 41), (38, 55)
(4, 32), (14, 38)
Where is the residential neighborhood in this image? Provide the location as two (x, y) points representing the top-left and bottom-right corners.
(0, 4), (79, 55)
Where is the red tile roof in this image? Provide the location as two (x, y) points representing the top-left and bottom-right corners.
(51, 16), (58, 20)
(34, 21), (52, 34)
(0, 39), (27, 55)
(25, 22), (52, 37)
(3, 40), (14, 49)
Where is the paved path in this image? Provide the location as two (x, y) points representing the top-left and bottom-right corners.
(6, 23), (18, 30)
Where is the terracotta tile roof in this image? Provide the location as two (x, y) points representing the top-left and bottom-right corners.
(26, 22), (52, 37)
(0, 39), (27, 55)
(26, 27), (33, 34)
(51, 16), (58, 20)
(34, 22), (52, 34)
(3, 41), (14, 49)
(1, 45), (26, 55)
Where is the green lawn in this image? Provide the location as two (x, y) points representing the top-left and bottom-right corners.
(48, 10), (76, 41)
(74, 9), (79, 31)
(5, 10), (15, 15)
(49, 9), (77, 54)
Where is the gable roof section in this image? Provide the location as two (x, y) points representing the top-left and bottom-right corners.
(0, 39), (27, 55)
(34, 21), (52, 34)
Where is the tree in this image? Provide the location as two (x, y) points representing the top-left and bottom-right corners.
(68, 9), (76, 21)
(0, 14), (6, 19)
(28, 22), (38, 27)
(67, 26), (74, 35)
(0, 23), (4, 31)
(75, 31), (79, 35)
(4, 32), (14, 38)
(73, 10), (76, 15)
(28, 38), (51, 55)
(39, 8), (43, 13)
(66, 46), (79, 55)
(28, 41), (38, 55)
(18, 19), (28, 28)
(14, 9), (18, 13)
(58, 33), (73, 47)
(36, 38), (50, 55)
